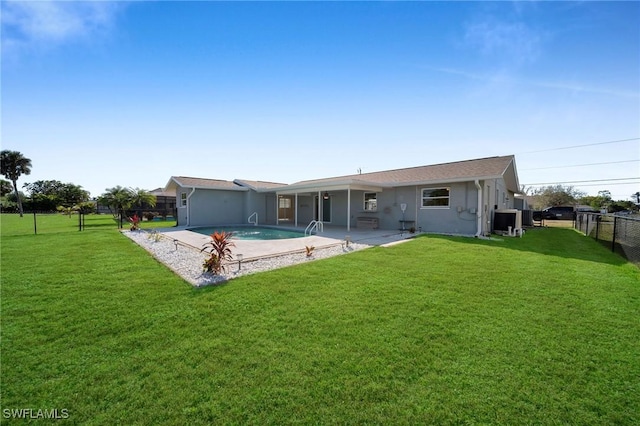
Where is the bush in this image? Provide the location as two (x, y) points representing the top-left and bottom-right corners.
(143, 211), (157, 221)
(201, 231), (235, 275)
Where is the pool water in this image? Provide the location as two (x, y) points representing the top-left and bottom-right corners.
(188, 226), (305, 240)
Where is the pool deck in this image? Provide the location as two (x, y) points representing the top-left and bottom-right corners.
(157, 225), (418, 261)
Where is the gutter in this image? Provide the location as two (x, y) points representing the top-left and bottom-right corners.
(475, 179), (482, 237)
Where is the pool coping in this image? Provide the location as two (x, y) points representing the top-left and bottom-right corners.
(155, 225), (417, 262)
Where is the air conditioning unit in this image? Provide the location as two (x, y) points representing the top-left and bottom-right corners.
(494, 209), (523, 236)
(522, 209), (534, 227)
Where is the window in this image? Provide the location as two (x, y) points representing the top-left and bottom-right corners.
(278, 197), (291, 209)
(278, 196), (294, 221)
(363, 192), (377, 211)
(180, 192), (187, 207)
(421, 187), (450, 208)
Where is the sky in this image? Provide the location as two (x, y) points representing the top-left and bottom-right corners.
(2, 1), (639, 201)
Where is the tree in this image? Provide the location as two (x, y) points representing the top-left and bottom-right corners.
(608, 200), (635, 213)
(97, 187), (156, 223)
(530, 185), (585, 210)
(23, 180), (90, 211)
(578, 190), (612, 210)
(129, 187), (157, 210)
(0, 150), (32, 217)
(97, 186), (133, 218)
(0, 179), (13, 197)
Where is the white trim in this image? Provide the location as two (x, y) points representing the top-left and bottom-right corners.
(420, 187), (451, 209)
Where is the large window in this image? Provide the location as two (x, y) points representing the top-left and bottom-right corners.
(363, 192), (377, 211)
(421, 187), (450, 208)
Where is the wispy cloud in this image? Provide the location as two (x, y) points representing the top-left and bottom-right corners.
(426, 66), (639, 100)
(463, 18), (544, 65)
(1, 0), (123, 52)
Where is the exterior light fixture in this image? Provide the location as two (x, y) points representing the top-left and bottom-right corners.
(173, 239), (179, 251)
(323, 192), (329, 200)
(237, 254), (244, 271)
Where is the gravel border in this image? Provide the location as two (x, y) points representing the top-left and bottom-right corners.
(123, 230), (369, 287)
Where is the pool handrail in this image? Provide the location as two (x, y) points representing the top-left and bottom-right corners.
(305, 220), (323, 236)
(248, 212), (258, 226)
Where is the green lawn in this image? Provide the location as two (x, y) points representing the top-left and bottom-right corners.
(1, 214), (639, 424)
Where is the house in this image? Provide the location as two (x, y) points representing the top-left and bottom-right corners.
(148, 188), (177, 218)
(165, 155), (521, 236)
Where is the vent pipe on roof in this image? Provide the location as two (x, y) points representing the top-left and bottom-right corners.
(475, 180), (482, 237)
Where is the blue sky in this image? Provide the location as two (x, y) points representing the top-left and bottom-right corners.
(2, 1), (639, 200)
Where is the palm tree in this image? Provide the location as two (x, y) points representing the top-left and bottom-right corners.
(0, 150), (32, 217)
(98, 186), (133, 219)
(129, 187), (157, 210)
(98, 187), (156, 226)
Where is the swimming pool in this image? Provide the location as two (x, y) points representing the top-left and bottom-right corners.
(188, 226), (306, 240)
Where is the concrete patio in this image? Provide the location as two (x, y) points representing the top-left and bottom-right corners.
(157, 225), (418, 261)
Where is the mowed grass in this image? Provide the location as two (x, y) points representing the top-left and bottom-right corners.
(1, 214), (639, 424)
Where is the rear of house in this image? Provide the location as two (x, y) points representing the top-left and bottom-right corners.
(165, 155), (522, 237)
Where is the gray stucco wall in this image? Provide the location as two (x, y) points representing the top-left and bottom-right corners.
(176, 189), (245, 227)
(245, 192), (278, 226)
(175, 177), (512, 236)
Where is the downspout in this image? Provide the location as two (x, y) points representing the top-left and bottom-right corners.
(474, 180), (482, 237)
(186, 187), (196, 227)
(295, 193), (298, 227)
(347, 187), (351, 232)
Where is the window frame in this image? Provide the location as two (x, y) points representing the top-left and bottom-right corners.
(421, 187), (450, 209)
(180, 192), (187, 208)
(363, 192), (378, 212)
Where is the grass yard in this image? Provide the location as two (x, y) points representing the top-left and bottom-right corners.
(1, 214), (639, 424)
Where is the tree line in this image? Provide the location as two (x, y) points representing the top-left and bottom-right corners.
(1, 150), (156, 218)
(527, 184), (638, 213)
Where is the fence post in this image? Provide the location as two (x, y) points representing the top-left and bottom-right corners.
(585, 214), (589, 237)
(595, 215), (600, 241)
(611, 215), (618, 253)
(33, 211), (37, 235)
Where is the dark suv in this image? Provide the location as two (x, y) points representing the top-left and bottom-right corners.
(533, 206), (575, 221)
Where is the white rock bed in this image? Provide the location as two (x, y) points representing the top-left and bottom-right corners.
(123, 230), (369, 287)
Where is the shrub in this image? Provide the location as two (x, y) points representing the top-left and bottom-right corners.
(201, 231), (235, 275)
(129, 214), (140, 231)
(143, 211), (157, 221)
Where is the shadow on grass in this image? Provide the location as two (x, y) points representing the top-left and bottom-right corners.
(419, 227), (631, 267)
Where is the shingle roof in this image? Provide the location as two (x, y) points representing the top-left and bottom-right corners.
(291, 155), (516, 187)
(234, 179), (288, 191)
(165, 156), (519, 194)
(167, 176), (246, 191)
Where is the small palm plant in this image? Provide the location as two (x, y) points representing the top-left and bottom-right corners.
(305, 245), (315, 257)
(129, 214), (141, 231)
(201, 231), (235, 275)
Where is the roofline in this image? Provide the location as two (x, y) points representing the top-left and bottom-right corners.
(271, 175), (511, 194)
(165, 176), (248, 192)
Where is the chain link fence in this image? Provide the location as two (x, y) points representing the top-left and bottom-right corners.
(575, 213), (640, 266)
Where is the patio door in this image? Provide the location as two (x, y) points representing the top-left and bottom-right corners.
(314, 195), (331, 223)
(278, 195), (294, 222)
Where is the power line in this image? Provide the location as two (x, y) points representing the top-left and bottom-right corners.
(524, 177), (640, 185)
(520, 159), (639, 171)
(518, 137), (639, 155)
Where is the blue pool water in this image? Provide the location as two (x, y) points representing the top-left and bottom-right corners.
(188, 226), (305, 240)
